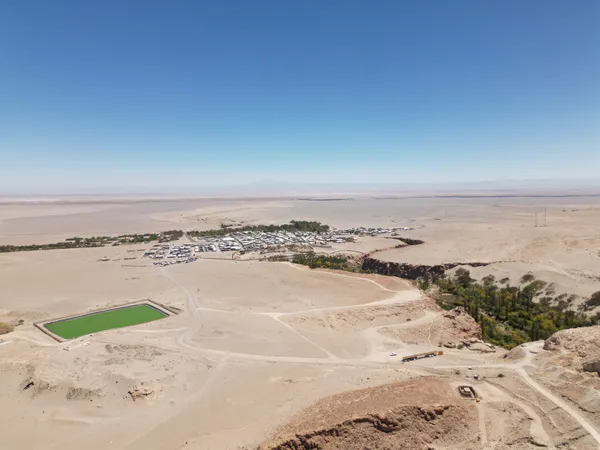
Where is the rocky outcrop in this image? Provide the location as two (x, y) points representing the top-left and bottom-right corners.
(260, 378), (477, 450)
(543, 325), (600, 356)
(440, 307), (482, 342)
(361, 258), (491, 280)
(503, 346), (526, 361)
(467, 342), (496, 353)
(127, 382), (159, 402)
(583, 359), (600, 374)
(263, 405), (467, 450)
(543, 325), (600, 374)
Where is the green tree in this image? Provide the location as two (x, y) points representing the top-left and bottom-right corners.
(431, 271), (592, 349)
(583, 291), (600, 311)
(520, 273), (536, 284)
(455, 268), (473, 288)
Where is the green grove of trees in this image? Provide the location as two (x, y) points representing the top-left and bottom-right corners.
(291, 253), (358, 271)
(288, 250), (599, 350)
(188, 220), (330, 237)
(426, 269), (597, 349)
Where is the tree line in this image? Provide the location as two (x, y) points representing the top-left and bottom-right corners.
(0, 230), (184, 253)
(424, 269), (599, 349)
(291, 253), (358, 271)
(187, 220), (330, 238)
(285, 251), (599, 350)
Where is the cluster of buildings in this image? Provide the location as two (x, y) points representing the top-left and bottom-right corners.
(138, 227), (416, 261)
(196, 230), (357, 253)
(341, 227), (415, 236)
(144, 244), (198, 266)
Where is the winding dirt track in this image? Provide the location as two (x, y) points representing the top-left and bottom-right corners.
(155, 264), (600, 448)
(516, 365), (600, 445)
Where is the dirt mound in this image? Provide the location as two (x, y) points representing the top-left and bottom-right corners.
(466, 341), (496, 353)
(20, 376), (55, 398)
(503, 345), (526, 361)
(543, 326), (600, 374)
(441, 307), (482, 340)
(20, 373), (104, 401)
(583, 359), (600, 374)
(380, 305), (482, 348)
(260, 378), (477, 450)
(66, 386), (102, 400)
(104, 343), (163, 365)
(264, 406), (470, 450)
(543, 326), (600, 360)
(127, 382), (158, 402)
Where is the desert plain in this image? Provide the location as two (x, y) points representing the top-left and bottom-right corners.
(1, 194), (600, 449)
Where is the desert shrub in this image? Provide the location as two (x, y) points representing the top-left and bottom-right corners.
(520, 273), (536, 284)
(583, 292), (600, 311)
(0, 322), (14, 335)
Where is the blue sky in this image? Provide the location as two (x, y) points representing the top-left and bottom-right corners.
(1, 0), (599, 193)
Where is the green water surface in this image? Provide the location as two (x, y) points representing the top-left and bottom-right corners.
(45, 304), (167, 339)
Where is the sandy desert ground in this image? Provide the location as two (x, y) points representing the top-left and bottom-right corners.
(1, 195), (600, 449)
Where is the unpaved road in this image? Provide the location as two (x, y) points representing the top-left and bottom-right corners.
(158, 265), (600, 447)
(516, 366), (600, 445)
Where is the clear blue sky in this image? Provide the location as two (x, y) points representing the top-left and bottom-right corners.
(1, 0), (599, 193)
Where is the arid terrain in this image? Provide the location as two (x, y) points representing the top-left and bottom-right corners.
(1, 195), (600, 449)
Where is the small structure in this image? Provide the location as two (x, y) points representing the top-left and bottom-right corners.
(458, 385), (477, 399)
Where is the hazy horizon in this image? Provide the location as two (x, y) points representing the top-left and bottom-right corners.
(2, 178), (600, 199)
(2, 1), (599, 193)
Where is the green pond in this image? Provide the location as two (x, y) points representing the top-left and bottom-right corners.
(45, 304), (167, 339)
